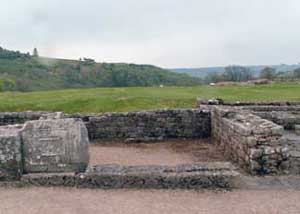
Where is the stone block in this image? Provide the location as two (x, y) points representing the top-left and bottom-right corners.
(39, 112), (65, 120)
(22, 118), (89, 173)
(0, 126), (22, 181)
(295, 125), (300, 136)
(249, 148), (263, 159)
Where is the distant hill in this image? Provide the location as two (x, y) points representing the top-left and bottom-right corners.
(171, 64), (300, 78)
(0, 47), (202, 92)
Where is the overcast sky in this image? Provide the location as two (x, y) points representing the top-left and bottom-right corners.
(1, 0), (300, 68)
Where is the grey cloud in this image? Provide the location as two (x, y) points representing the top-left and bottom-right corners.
(1, 0), (300, 67)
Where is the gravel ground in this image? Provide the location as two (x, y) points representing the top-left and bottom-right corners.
(0, 187), (300, 214)
(89, 139), (225, 166)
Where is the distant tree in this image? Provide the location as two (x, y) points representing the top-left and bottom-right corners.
(224, 66), (253, 82)
(33, 48), (39, 57)
(0, 47), (29, 59)
(80, 58), (96, 65)
(260, 67), (276, 80)
(1, 79), (16, 91)
(293, 68), (300, 78)
(205, 72), (225, 83)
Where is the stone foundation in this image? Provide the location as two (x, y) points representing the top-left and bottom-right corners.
(1, 100), (300, 188)
(21, 162), (238, 189)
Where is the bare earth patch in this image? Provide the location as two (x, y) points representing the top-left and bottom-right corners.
(0, 187), (300, 214)
(89, 139), (225, 166)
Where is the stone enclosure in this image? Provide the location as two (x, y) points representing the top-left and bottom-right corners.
(0, 99), (300, 188)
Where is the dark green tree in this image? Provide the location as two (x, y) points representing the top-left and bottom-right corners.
(293, 68), (300, 78)
(224, 66), (253, 82)
(260, 67), (276, 80)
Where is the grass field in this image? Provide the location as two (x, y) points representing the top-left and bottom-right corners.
(0, 83), (300, 113)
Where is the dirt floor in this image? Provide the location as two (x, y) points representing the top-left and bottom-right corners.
(0, 187), (300, 214)
(89, 139), (225, 166)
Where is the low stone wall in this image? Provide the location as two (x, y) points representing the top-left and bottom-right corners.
(0, 112), (44, 126)
(21, 162), (239, 189)
(212, 106), (290, 175)
(0, 110), (211, 142)
(86, 109), (211, 141)
(241, 105), (300, 112)
(197, 99), (300, 107)
(252, 111), (300, 129)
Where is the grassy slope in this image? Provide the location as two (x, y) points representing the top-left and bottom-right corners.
(0, 56), (203, 91)
(0, 83), (299, 113)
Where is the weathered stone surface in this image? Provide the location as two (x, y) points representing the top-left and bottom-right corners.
(283, 131), (300, 175)
(21, 162), (239, 189)
(295, 125), (300, 136)
(0, 126), (22, 181)
(197, 99), (300, 108)
(0, 110), (211, 142)
(0, 111), (44, 126)
(211, 106), (289, 175)
(253, 111), (300, 130)
(21, 118), (89, 173)
(87, 109), (211, 141)
(39, 112), (65, 120)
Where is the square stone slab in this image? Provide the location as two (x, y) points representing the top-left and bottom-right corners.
(22, 118), (89, 173)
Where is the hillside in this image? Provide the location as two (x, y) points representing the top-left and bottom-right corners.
(0, 47), (202, 92)
(171, 64), (300, 78)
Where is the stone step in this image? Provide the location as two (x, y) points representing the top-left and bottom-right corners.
(21, 162), (239, 189)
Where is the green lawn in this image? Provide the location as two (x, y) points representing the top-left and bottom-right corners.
(0, 83), (300, 113)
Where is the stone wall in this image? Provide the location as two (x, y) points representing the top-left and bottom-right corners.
(252, 111), (300, 130)
(211, 106), (290, 175)
(0, 126), (22, 181)
(197, 99), (300, 107)
(0, 112), (44, 126)
(0, 110), (211, 142)
(21, 162), (239, 189)
(85, 109), (211, 141)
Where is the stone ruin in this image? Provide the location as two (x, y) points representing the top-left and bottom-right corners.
(199, 99), (300, 175)
(0, 117), (89, 181)
(0, 99), (300, 189)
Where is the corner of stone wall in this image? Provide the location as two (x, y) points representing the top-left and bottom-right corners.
(211, 105), (290, 175)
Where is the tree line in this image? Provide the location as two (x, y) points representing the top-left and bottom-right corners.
(204, 65), (300, 84)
